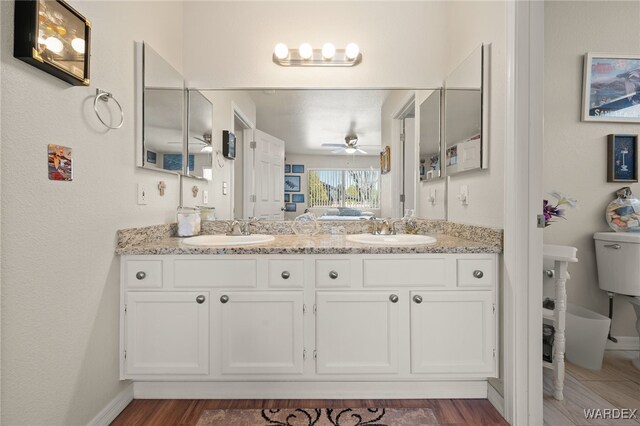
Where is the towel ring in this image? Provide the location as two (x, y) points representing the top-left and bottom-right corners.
(94, 89), (124, 130)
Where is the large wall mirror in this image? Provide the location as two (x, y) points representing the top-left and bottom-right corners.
(444, 44), (485, 175)
(419, 90), (442, 182)
(136, 42), (213, 178)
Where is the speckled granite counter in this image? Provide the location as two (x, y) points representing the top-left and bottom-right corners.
(116, 230), (501, 256)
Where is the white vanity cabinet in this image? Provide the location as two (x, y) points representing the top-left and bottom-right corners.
(316, 291), (400, 375)
(120, 252), (498, 397)
(214, 290), (305, 375)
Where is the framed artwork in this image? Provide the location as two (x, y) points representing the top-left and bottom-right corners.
(607, 134), (638, 182)
(284, 194), (290, 202)
(14, 0), (91, 86)
(284, 175), (301, 192)
(582, 53), (640, 123)
(292, 194), (305, 203)
(292, 164), (305, 173)
(146, 150), (157, 164)
(380, 145), (391, 174)
(48, 144), (73, 181)
(285, 203), (297, 212)
(284, 164), (291, 173)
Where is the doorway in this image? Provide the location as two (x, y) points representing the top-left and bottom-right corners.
(394, 96), (417, 217)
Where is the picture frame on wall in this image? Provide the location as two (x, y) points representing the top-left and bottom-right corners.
(292, 194), (304, 203)
(582, 53), (640, 123)
(284, 175), (301, 192)
(607, 134), (638, 182)
(285, 203), (297, 212)
(380, 145), (391, 174)
(292, 164), (305, 173)
(14, 0), (91, 86)
(284, 164), (291, 173)
(284, 194), (290, 202)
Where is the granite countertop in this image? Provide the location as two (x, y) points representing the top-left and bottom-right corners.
(116, 233), (501, 256)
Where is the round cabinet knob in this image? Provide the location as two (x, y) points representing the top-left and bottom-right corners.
(473, 270), (484, 279)
(281, 271), (291, 280)
(413, 295), (423, 304)
(196, 295), (206, 304)
(135, 271), (146, 280)
(389, 294), (399, 303)
(220, 295), (229, 304)
(329, 271), (339, 280)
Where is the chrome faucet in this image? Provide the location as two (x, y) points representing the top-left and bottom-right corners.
(371, 218), (400, 235)
(227, 220), (243, 236)
(241, 217), (259, 235)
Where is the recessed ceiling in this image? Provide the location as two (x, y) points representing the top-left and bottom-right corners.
(249, 90), (389, 156)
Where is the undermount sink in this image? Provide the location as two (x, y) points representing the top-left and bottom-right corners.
(182, 234), (275, 246)
(346, 233), (437, 246)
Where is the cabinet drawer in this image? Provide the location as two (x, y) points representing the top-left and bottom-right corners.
(457, 259), (494, 287)
(363, 258), (446, 287)
(268, 259), (304, 288)
(125, 260), (163, 289)
(316, 260), (351, 288)
(174, 259), (257, 288)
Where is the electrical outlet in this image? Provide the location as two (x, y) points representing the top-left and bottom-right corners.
(222, 181), (228, 195)
(137, 184), (148, 205)
(203, 190), (209, 204)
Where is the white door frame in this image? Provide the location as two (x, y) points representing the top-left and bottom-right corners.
(503, 1), (544, 425)
(393, 94), (417, 218)
(230, 102), (255, 219)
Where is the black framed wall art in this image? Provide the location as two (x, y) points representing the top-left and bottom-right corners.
(14, 0), (91, 86)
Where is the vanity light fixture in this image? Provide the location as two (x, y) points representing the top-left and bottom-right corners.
(273, 42), (362, 67)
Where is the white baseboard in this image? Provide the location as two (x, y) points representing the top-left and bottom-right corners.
(87, 382), (134, 426)
(487, 382), (505, 419)
(605, 336), (640, 351)
(133, 380), (488, 399)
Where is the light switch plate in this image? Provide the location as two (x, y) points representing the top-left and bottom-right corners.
(137, 184), (148, 205)
(203, 190), (209, 204)
(459, 185), (469, 205)
(222, 181), (228, 195)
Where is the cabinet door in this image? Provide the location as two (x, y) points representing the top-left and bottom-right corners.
(217, 291), (304, 375)
(125, 291), (209, 376)
(316, 291), (399, 374)
(410, 291), (495, 375)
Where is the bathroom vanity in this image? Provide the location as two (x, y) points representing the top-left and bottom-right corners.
(117, 226), (501, 398)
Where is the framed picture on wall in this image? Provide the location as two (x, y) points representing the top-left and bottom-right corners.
(14, 0), (91, 86)
(582, 53), (640, 123)
(292, 164), (305, 173)
(607, 134), (638, 182)
(285, 203), (297, 212)
(380, 145), (391, 174)
(284, 194), (290, 202)
(285, 164), (291, 173)
(284, 175), (301, 192)
(292, 194), (304, 203)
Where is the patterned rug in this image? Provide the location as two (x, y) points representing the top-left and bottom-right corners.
(196, 407), (439, 425)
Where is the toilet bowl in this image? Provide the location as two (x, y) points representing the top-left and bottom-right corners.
(594, 232), (640, 370)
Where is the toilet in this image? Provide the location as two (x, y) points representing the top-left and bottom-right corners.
(594, 232), (640, 369)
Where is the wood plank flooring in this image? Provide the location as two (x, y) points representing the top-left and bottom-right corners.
(112, 398), (509, 425)
(544, 351), (640, 426)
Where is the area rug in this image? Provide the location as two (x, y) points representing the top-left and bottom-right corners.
(196, 407), (439, 425)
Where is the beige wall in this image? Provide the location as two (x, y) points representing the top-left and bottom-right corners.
(1, 1), (184, 424)
(183, 2), (448, 89)
(544, 1), (640, 338)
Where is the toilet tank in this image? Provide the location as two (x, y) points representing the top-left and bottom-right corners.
(594, 232), (640, 296)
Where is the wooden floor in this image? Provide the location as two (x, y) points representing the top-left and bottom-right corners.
(544, 351), (640, 426)
(112, 398), (508, 425)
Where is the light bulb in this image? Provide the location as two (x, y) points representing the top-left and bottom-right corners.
(44, 37), (63, 54)
(274, 43), (289, 60)
(201, 145), (213, 153)
(71, 38), (85, 54)
(298, 43), (313, 60)
(345, 43), (360, 60)
(322, 42), (336, 60)
(345, 147), (357, 154)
